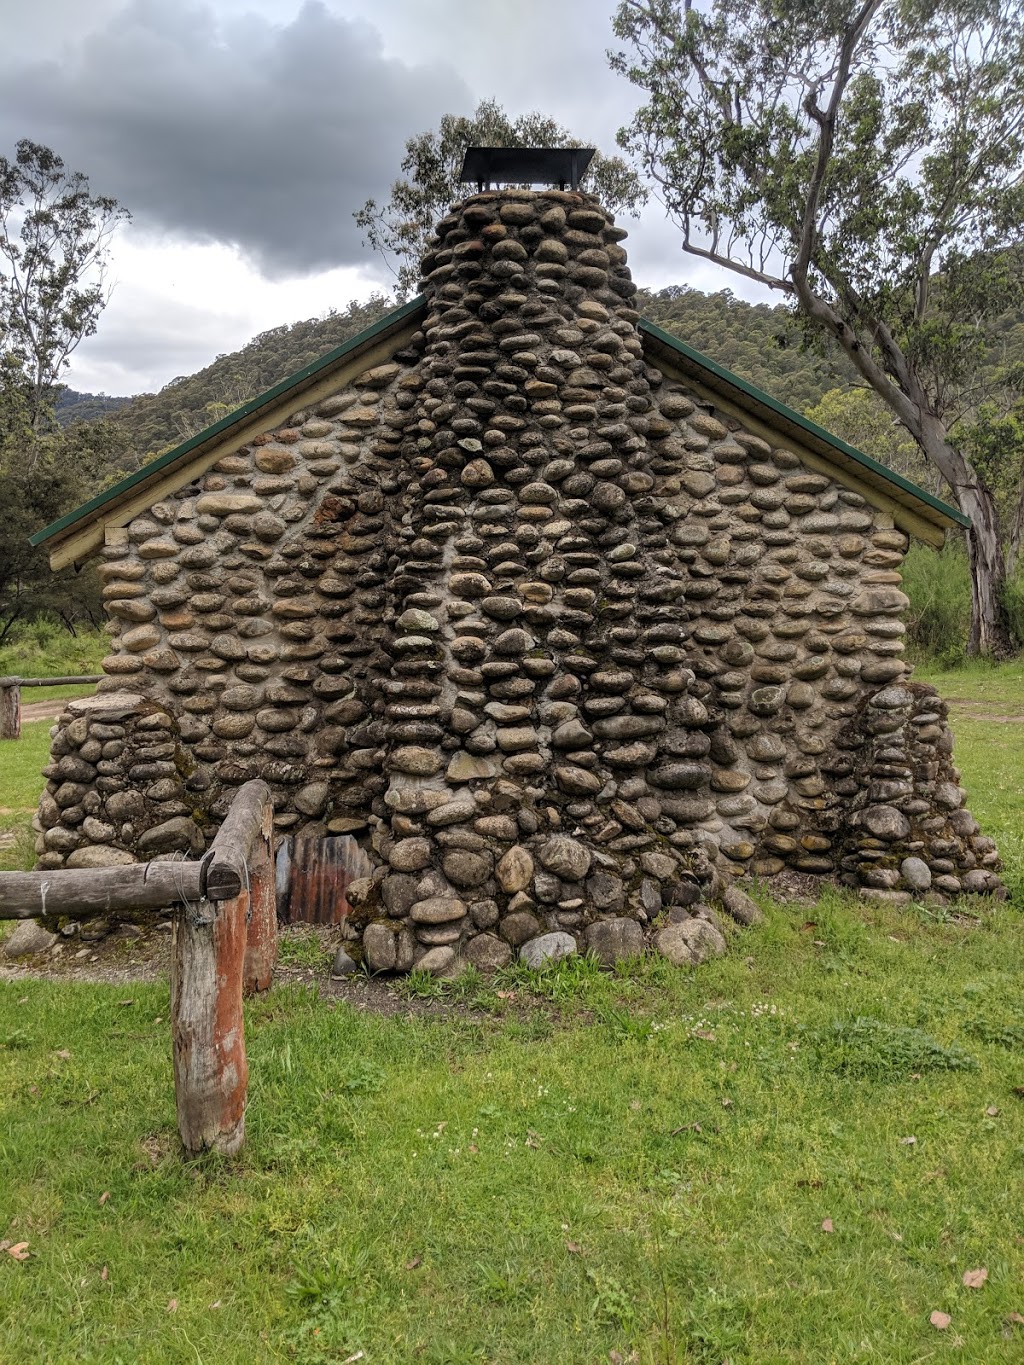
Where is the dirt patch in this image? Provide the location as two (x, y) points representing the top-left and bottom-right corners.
(1, 922), (172, 987)
(944, 699), (1024, 724)
(0, 921), (478, 1020)
(760, 869), (838, 902)
(19, 700), (66, 724)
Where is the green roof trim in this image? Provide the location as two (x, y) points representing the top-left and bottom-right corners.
(31, 295), (427, 548)
(639, 318), (969, 530)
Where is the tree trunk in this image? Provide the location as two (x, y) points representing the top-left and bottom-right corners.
(955, 481), (1014, 658)
(1007, 479), (1024, 578)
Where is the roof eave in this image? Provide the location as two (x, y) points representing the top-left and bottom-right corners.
(32, 295), (428, 555)
(639, 318), (968, 536)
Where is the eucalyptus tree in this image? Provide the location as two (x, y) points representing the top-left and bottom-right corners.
(0, 140), (129, 637)
(612, 0), (1024, 654)
(0, 139), (130, 435)
(355, 98), (647, 300)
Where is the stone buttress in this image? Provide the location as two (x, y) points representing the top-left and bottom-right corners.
(33, 189), (1003, 970)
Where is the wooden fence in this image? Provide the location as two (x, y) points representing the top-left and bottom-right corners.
(0, 674), (103, 740)
(0, 780), (276, 1157)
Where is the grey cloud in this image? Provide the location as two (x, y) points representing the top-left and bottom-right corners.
(342, 0), (641, 155)
(0, 0), (472, 276)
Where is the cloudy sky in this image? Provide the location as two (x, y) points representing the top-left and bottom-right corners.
(0, 0), (757, 397)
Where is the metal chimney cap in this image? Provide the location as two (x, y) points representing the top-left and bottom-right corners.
(458, 146), (596, 192)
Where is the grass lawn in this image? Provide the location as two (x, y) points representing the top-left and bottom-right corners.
(1, 719), (67, 875)
(1, 665), (1023, 1363)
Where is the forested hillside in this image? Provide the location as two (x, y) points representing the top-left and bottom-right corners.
(55, 389), (131, 425)
(66, 286), (854, 461)
(63, 284), (1023, 470)
(637, 286), (859, 410)
(103, 295), (394, 457)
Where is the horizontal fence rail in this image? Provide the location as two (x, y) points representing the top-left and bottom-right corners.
(0, 780), (276, 1157)
(0, 674), (103, 740)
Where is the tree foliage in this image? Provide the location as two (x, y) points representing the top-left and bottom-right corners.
(0, 141), (130, 640)
(0, 140), (129, 434)
(0, 421), (131, 642)
(355, 99), (647, 299)
(805, 386), (929, 487)
(612, 0), (1024, 654)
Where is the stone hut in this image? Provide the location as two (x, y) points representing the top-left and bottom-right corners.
(31, 184), (1002, 972)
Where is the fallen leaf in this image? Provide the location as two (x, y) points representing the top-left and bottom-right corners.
(899, 1135), (917, 1145)
(692, 1029), (717, 1042)
(55, 1049), (71, 1060)
(17, 996), (27, 1005)
(6, 1242), (29, 1261)
(986, 1106), (1000, 1117)
(342, 1353), (365, 1364)
(496, 991), (517, 1001)
(566, 1241), (583, 1254)
(963, 1267), (989, 1289)
(404, 1256), (422, 1271)
(167, 1299), (178, 1313)
(98, 1191), (110, 1207)
(930, 1311), (952, 1330)
(721, 1097), (734, 1109)
(153, 1017), (162, 1026)
(209, 1300), (221, 1310)
(101, 1266), (108, 1282)
(468, 1143), (478, 1154)
(821, 1219), (834, 1234)
(629, 1099), (642, 1111)
(1007, 1311), (1024, 1326)
(117, 999), (134, 1008)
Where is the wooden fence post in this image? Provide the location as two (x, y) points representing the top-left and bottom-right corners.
(243, 800), (277, 995)
(0, 681), (20, 740)
(170, 780), (272, 1157)
(170, 889), (249, 1157)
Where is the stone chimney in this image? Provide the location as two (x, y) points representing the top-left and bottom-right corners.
(350, 187), (731, 973)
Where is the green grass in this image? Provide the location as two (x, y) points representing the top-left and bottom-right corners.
(1, 665), (1023, 1362)
(18, 682), (100, 704)
(1, 719), (57, 875)
(915, 657), (1024, 702)
(0, 622), (105, 680)
(2, 905), (1024, 1363)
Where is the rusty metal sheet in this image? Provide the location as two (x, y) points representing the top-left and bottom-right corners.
(276, 834), (372, 925)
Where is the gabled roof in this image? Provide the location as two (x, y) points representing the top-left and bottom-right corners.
(640, 319), (967, 547)
(34, 295), (967, 568)
(33, 296), (426, 570)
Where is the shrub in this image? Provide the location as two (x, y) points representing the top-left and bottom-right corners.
(901, 540), (972, 665)
(806, 1016), (977, 1076)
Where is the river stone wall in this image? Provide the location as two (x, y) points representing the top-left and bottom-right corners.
(33, 188), (1002, 969)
